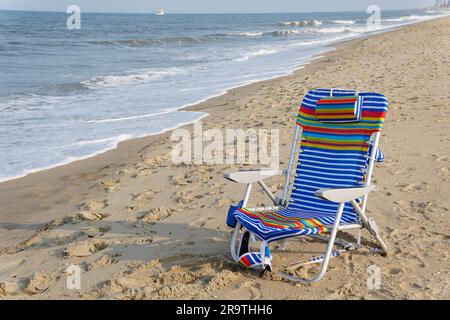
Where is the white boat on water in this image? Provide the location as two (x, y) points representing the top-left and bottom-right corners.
(155, 8), (165, 15)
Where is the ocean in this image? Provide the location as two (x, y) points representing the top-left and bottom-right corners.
(0, 8), (449, 182)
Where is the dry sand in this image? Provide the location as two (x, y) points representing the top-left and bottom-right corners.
(0, 16), (449, 300)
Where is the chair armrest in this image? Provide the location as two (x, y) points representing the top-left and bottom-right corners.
(315, 186), (375, 203)
(224, 169), (283, 184)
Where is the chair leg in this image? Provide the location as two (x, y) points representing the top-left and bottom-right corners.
(259, 240), (274, 275)
(279, 203), (345, 283)
(366, 217), (388, 256)
(260, 240), (266, 268)
(230, 222), (242, 262)
(230, 183), (253, 262)
(351, 200), (388, 256)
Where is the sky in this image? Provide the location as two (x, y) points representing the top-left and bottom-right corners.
(0, 0), (437, 14)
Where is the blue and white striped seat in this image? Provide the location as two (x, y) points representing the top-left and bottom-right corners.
(233, 89), (389, 243)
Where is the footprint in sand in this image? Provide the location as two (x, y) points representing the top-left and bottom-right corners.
(3, 217), (81, 254)
(190, 217), (214, 228)
(389, 267), (402, 275)
(127, 190), (161, 211)
(142, 153), (170, 167)
(420, 201), (448, 216)
(435, 155), (448, 162)
(439, 167), (449, 175)
(86, 254), (119, 271)
(81, 225), (112, 238)
(215, 198), (230, 209)
(64, 239), (108, 258)
(0, 281), (22, 297)
(240, 281), (263, 300)
(175, 190), (195, 204)
(24, 272), (59, 295)
(190, 218), (207, 228)
(100, 179), (120, 192)
(171, 173), (194, 186)
(403, 182), (428, 193)
(135, 238), (153, 245)
(397, 250), (427, 268)
(117, 167), (131, 175)
(77, 211), (110, 222)
(54, 200), (110, 227)
(131, 167), (155, 178)
(46, 234), (78, 247)
(79, 199), (108, 212)
(131, 207), (173, 227)
(392, 199), (413, 213)
(388, 226), (417, 242)
(131, 190), (160, 201)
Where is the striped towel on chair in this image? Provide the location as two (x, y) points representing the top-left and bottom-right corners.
(316, 96), (363, 123)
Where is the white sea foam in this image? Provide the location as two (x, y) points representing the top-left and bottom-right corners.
(84, 109), (175, 123)
(383, 14), (435, 22)
(271, 25), (373, 37)
(291, 34), (356, 47)
(238, 32), (264, 37)
(331, 20), (356, 25)
(82, 67), (186, 89)
(311, 26), (371, 34)
(64, 135), (133, 148)
(270, 30), (301, 36)
(279, 20), (322, 27)
(235, 49), (279, 62)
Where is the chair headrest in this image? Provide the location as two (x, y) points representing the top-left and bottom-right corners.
(315, 95), (363, 123)
(296, 88), (388, 133)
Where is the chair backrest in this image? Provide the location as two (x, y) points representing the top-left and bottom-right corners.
(287, 88), (388, 223)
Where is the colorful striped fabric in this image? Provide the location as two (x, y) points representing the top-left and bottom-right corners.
(315, 96), (363, 123)
(292, 89), (388, 222)
(234, 207), (330, 241)
(233, 89), (388, 243)
(238, 246), (272, 270)
(239, 252), (263, 268)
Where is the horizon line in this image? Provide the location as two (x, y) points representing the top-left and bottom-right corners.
(0, 6), (432, 15)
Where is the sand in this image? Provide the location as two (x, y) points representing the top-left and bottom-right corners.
(0, 16), (449, 300)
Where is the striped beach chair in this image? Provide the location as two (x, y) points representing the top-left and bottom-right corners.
(224, 88), (389, 282)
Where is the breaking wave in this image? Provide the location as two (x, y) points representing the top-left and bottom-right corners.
(81, 67), (186, 89)
(278, 20), (322, 27)
(235, 49), (279, 62)
(383, 14), (436, 22)
(331, 20), (356, 25)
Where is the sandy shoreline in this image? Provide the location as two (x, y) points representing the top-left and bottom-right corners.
(1, 16), (449, 299)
